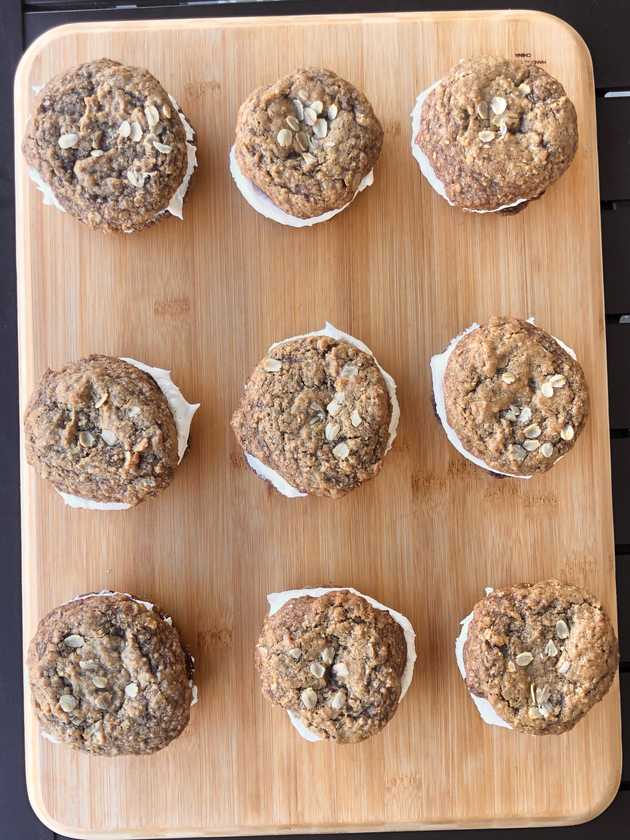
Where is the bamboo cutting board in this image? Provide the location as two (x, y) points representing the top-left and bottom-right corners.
(14, 10), (620, 839)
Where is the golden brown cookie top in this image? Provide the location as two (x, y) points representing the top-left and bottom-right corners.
(23, 58), (191, 232)
(234, 68), (383, 218)
(443, 317), (588, 476)
(256, 591), (407, 743)
(463, 580), (618, 734)
(417, 57), (578, 211)
(27, 592), (193, 755)
(231, 335), (393, 497)
(24, 354), (179, 505)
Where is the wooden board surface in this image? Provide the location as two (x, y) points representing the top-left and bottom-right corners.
(14, 10), (621, 839)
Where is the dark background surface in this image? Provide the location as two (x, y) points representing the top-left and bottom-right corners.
(1, 1), (628, 838)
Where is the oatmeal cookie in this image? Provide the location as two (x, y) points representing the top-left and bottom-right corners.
(24, 355), (179, 505)
(416, 57), (578, 211)
(27, 592), (194, 755)
(234, 68), (383, 218)
(23, 58), (194, 232)
(463, 581), (618, 734)
(443, 317), (588, 476)
(256, 590), (407, 743)
(231, 334), (393, 497)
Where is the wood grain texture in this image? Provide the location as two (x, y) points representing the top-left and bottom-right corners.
(14, 10), (620, 839)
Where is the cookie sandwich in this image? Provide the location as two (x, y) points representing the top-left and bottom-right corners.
(231, 68), (383, 227)
(28, 591), (196, 755)
(23, 58), (197, 232)
(430, 316), (588, 477)
(24, 354), (199, 509)
(256, 587), (416, 743)
(411, 57), (578, 213)
(231, 323), (399, 498)
(456, 581), (618, 734)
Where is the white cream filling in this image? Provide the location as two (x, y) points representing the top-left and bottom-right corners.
(27, 93), (197, 222)
(245, 453), (307, 499)
(410, 81), (528, 214)
(430, 320), (577, 479)
(27, 166), (66, 212)
(229, 146), (374, 227)
(57, 493), (130, 511)
(285, 709), (322, 743)
(245, 322), (400, 498)
(57, 358), (199, 511)
(267, 586), (417, 743)
(120, 358), (200, 462)
(162, 96), (197, 220)
(455, 589), (512, 729)
(552, 335), (577, 360)
(69, 589), (155, 611)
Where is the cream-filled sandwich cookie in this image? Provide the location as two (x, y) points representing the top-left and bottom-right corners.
(431, 317), (587, 478)
(459, 582), (618, 735)
(232, 323), (399, 498)
(257, 587), (416, 743)
(24, 59), (197, 232)
(28, 591), (195, 755)
(411, 57), (578, 213)
(24, 355), (199, 508)
(232, 68), (382, 226)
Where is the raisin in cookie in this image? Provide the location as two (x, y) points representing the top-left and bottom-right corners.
(23, 58), (196, 232)
(439, 317), (588, 476)
(414, 57), (577, 212)
(256, 590), (410, 743)
(462, 581), (618, 734)
(27, 592), (194, 755)
(233, 68), (383, 219)
(231, 330), (397, 498)
(24, 355), (181, 506)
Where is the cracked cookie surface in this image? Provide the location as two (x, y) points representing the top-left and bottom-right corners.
(231, 335), (392, 497)
(463, 580), (618, 734)
(234, 68), (383, 218)
(24, 355), (179, 505)
(27, 592), (193, 755)
(256, 591), (406, 743)
(417, 56), (578, 211)
(23, 58), (190, 232)
(443, 317), (588, 476)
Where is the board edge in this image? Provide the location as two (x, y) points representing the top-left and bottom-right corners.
(13, 7), (620, 838)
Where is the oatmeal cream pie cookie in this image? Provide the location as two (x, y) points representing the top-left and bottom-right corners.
(431, 316), (588, 478)
(456, 581), (618, 734)
(28, 591), (195, 755)
(256, 588), (416, 743)
(231, 68), (383, 226)
(231, 323), (399, 498)
(23, 58), (197, 232)
(411, 57), (578, 213)
(24, 354), (199, 509)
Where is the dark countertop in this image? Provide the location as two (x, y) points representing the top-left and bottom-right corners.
(1, 1), (628, 838)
